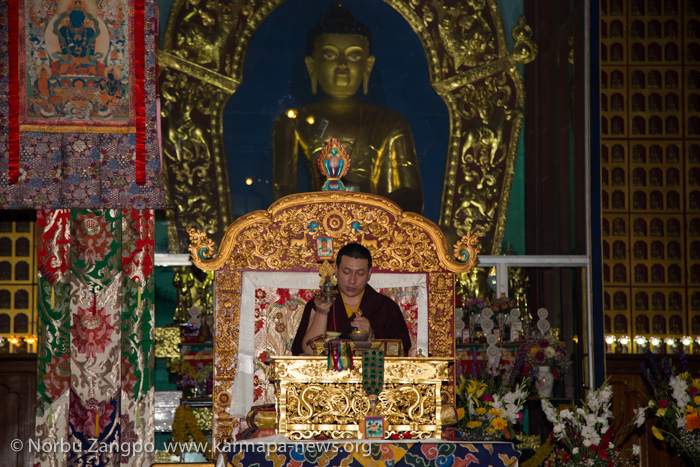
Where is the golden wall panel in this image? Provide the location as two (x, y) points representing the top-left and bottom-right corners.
(601, 0), (700, 352)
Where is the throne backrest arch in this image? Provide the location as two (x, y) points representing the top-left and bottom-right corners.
(189, 191), (479, 444)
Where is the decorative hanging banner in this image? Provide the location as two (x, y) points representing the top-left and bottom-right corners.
(8, 0), (20, 184)
(327, 339), (353, 371)
(35, 209), (156, 467)
(2, 0), (165, 208)
(37, 210), (72, 286)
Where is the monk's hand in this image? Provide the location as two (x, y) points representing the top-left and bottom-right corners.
(351, 316), (371, 333)
(313, 295), (334, 315)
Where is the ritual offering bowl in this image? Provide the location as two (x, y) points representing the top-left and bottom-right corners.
(325, 331), (342, 342)
(349, 330), (369, 341)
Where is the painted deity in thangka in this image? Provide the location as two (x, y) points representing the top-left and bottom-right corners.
(27, 0), (130, 120)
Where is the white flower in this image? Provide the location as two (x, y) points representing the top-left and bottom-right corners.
(634, 407), (646, 427)
(677, 417), (687, 429)
(545, 346), (556, 358)
(560, 409), (574, 420)
(541, 400), (558, 423)
(670, 375), (690, 409)
(633, 444), (640, 456)
(553, 423), (565, 435)
(572, 447), (579, 455)
(584, 413), (598, 427)
(580, 425), (601, 446)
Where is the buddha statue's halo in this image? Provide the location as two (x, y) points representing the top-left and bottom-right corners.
(306, 2), (373, 56)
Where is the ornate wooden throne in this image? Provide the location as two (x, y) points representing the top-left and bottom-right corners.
(188, 191), (479, 445)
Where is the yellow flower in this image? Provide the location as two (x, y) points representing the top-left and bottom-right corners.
(530, 348), (540, 358)
(466, 380), (488, 398)
(492, 417), (508, 431)
(466, 421), (483, 429)
(488, 408), (504, 417)
(694, 396), (700, 406)
(457, 407), (466, 420)
(652, 425), (665, 440)
(656, 407), (667, 417)
(475, 407), (487, 415)
(457, 377), (466, 394)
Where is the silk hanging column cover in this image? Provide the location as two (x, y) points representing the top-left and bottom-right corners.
(35, 209), (155, 466)
(1, 0), (165, 208)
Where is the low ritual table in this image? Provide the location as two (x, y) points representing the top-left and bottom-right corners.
(269, 356), (452, 440)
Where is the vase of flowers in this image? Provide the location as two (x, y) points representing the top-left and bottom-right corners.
(536, 365), (555, 397)
(541, 380), (643, 466)
(463, 297), (488, 342)
(642, 350), (700, 466)
(167, 357), (214, 399)
(456, 351), (530, 441)
(519, 333), (572, 394)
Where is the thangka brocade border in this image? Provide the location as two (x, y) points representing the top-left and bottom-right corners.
(2, 1), (165, 208)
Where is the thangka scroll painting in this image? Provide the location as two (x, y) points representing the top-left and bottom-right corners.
(1, 0), (166, 209)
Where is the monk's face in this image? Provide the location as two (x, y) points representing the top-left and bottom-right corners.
(308, 34), (374, 99)
(334, 256), (372, 299)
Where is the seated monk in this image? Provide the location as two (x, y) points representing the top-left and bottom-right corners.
(273, 3), (424, 214)
(291, 242), (411, 356)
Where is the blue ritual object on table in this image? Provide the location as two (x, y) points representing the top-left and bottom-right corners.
(362, 349), (384, 397)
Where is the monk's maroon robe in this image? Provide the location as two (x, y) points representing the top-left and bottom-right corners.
(291, 284), (411, 356)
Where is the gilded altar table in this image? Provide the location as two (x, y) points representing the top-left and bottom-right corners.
(269, 356), (451, 440)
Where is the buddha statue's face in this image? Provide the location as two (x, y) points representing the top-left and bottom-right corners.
(306, 34), (375, 99)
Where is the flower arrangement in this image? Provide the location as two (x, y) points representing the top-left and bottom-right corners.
(456, 352), (530, 441)
(519, 333), (572, 381)
(463, 297), (489, 315)
(167, 357), (213, 397)
(642, 350), (700, 465)
(541, 381), (642, 467)
(491, 294), (516, 314)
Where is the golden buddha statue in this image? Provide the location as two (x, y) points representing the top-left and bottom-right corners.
(272, 3), (424, 213)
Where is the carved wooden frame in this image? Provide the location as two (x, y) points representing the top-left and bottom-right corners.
(188, 191), (479, 444)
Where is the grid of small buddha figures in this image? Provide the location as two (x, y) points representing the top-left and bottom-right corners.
(600, 0), (700, 352)
(0, 212), (37, 343)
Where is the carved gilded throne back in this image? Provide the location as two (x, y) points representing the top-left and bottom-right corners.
(189, 191), (479, 444)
